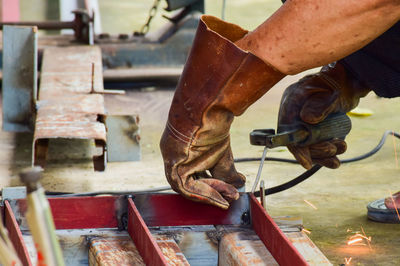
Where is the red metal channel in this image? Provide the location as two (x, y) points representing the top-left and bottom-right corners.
(250, 194), (308, 266)
(127, 198), (168, 266)
(17, 196), (119, 229)
(4, 201), (32, 266)
(135, 194), (244, 226)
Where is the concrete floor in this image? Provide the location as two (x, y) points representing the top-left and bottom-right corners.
(1, 71), (400, 265)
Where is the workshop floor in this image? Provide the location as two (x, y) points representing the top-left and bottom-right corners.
(1, 71), (399, 265)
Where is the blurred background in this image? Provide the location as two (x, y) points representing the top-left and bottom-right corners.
(19, 0), (281, 34)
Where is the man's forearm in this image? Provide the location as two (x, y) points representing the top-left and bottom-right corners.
(236, 0), (400, 74)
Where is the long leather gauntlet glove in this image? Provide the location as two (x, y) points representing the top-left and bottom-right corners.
(160, 15), (284, 209)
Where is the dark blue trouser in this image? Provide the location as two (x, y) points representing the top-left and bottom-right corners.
(340, 22), (400, 98)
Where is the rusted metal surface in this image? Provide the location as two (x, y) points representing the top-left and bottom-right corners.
(33, 46), (106, 171)
(89, 236), (145, 266)
(285, 232), (332, 265)
(250, 194), (308, 266)
(153, 235), (190, 265)
(4, 201), (32, 266)
(38, 47), (104, 98)
(218, 227), (278, 266)
(106, 115), (140, 162)
(0, 10), (93, 43)
(2, 25), (37, 132)
(151, 226), (219, 266)
(127, 198), (168, 266)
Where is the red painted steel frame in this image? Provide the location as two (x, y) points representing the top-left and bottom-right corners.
(127, 198), (168, 266)
(4, 201), (32, 266)
(135, 194), (244, 226)
(250, 194), (308, 266)
(16, 196), (119, 229)
(5, 195), (309, 265)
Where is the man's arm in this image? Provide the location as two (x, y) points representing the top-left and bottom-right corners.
(236, 0), (400, 74)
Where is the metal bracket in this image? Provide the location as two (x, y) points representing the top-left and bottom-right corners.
(1, 187), (27, 206)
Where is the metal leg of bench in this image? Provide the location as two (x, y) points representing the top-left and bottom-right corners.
(93, 139), (106, 171)
(33, 138), (49, 168)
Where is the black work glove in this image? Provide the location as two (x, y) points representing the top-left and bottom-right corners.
(278, 62), (370, 169)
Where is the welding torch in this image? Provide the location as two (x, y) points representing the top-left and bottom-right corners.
(249, 112), (352, 196)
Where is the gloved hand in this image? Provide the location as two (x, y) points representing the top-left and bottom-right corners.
(160, 16), (284, 209)
(278, 62), (370, 169)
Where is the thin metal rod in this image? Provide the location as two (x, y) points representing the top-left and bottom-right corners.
(252, 147), (268, 193)
(221, 0), (226, 20)
(0, 21), (75, 30)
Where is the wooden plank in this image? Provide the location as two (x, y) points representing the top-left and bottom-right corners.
(219, 228), (278, 266)
(88, 236), (145, 266)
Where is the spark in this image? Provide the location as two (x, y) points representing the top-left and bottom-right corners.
(346, 227), (372, 247)
(361, 226), (372, 250)
(303, 199), (318, 210)
(347, 237), (363, 245)
(388, 190), (400, 222)
(393, 131), (399, 168)
(344, 257), (352, 265)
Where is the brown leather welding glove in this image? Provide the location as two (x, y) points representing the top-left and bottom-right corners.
(278, 62), (370, 169)
(160, 15), (284, 209)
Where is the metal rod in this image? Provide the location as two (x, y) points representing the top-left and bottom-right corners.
(221, 0), (226, 20)
(252, 147), (268, 193)
(0, 21), (75, 30)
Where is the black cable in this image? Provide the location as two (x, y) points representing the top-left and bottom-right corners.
(45, 186), (172, 197)
(35, 130), (399, 198)
(253, 165), (322, 197)
(234, 130), (400, 164)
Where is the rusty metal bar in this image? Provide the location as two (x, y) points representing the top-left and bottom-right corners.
(33, 46), (107, 171)
(0, 10), (93, 42)
(0, 21), (75, 30)
(127, 198), (168, 266)
(218, 227), (278, 265)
